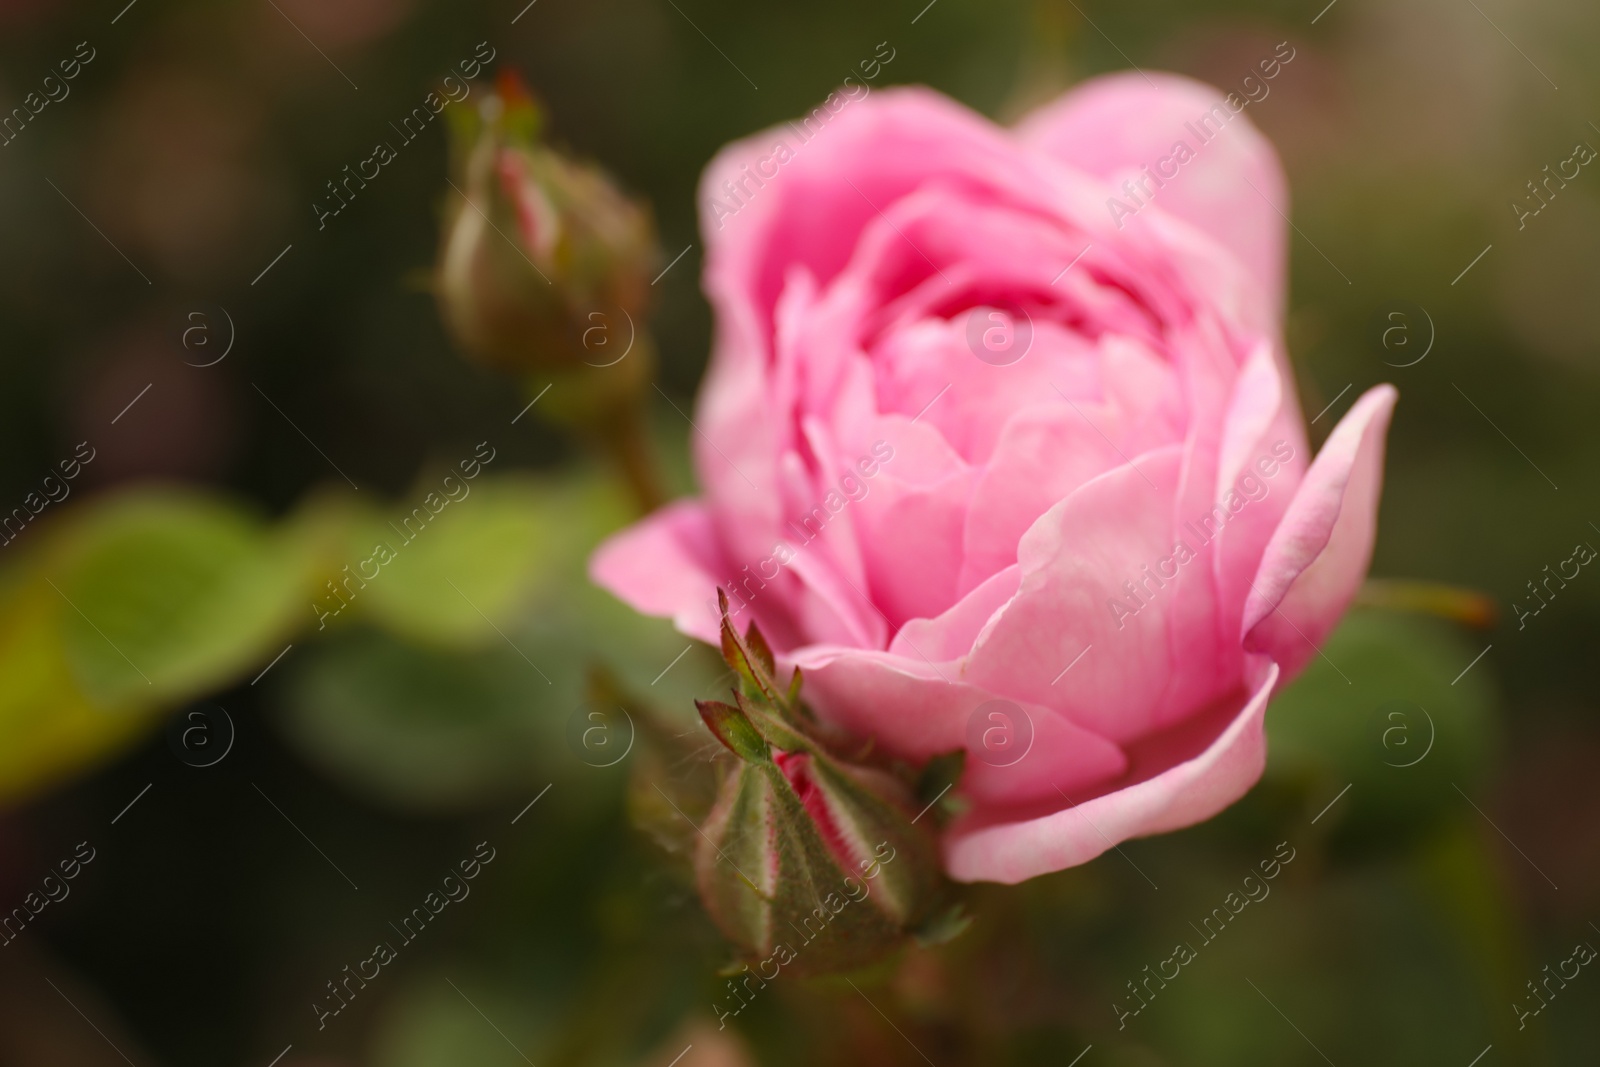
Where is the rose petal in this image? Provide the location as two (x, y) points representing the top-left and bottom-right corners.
(701, 88), (1055, 327)
(957, 403), (1131, 593)
(964, 446), (1196, 744)
(958, 335), (1186, 593)
(944, 659), (1280, 883)
(1242, 384), (1398, 676)
(1016, 71), (1289, 330)
(790, 645), (1128, 802)
(890, 564), (1021, 662)
(855, 471), (973, 627)
(1209, 343), (1308, 640)
(1144, 314), (1255, 729)
(844, 415), (977, 629)
(589, 500), (729, 645)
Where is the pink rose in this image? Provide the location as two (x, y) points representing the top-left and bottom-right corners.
(592, 75), (1395, 884)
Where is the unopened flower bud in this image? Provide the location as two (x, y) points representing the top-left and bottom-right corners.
(690, 594), (947, 976)
(435, 71), (659, 378)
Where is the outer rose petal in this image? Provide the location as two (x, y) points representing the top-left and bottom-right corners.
(589, 500), (726, 645)
(790, 646), (1128, 799)
(1016, 71), (1290, 330)
(1243, 385), (1398, 676)
(1208, 343), (1308, 648)
(944, 660), (1280, 884)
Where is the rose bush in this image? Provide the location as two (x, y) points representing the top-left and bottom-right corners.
(592, 74), (1396, 884)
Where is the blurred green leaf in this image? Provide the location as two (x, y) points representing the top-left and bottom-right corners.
(53, 490), (311, 707)
(372, 974), (562, 1067)
(349, 474), (565, 648)
(275, 467), (715, 812)
(1264, 608), (1498, 844)
(278, 629), (560, 810)
(1142, 866), (1499, 1065)
(1412, 822), (1536, 1057)
(0, 565), (156, 805)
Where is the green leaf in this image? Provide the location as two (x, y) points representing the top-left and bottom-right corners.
(277, 629), (563, 811)
(53, 490), (311, 706)
(1264, 607), (1498, 843)
(345, 475), (562, 648)
(0, 566), (158, 805)
(372, 974), (561, 1067)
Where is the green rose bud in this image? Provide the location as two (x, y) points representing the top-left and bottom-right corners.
(691, 593), (949, 977)
(434, 70), (659, 381)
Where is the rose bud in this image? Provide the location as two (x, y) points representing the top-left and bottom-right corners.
(692, 593), (947, 977)
(434, 70), (659, 381)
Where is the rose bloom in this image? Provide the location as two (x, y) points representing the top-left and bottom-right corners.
(593, 74), (1395, 884)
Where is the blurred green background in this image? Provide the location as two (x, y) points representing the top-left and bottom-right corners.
(0, 0), (1597, 1063)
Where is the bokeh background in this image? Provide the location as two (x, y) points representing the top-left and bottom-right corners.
(0, 0), (1597, 1063)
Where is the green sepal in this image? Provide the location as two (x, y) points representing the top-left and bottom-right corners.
(696, 699), (770, 764)
(716, 589), (785, 709)
(914, 749), (967, 826)
(913, 901), (973, 948)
